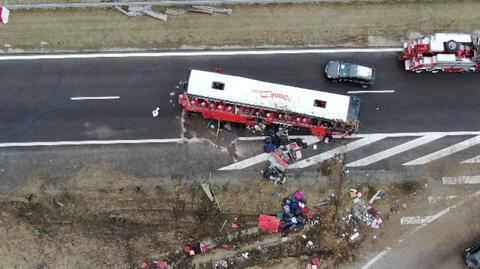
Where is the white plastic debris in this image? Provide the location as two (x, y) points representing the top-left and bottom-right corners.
(152, 107), (160, 117)
(350, 232), (360, 241)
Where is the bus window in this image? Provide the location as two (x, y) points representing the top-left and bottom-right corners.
(212, 81), (225, 90)
(314, 100), (327, 108)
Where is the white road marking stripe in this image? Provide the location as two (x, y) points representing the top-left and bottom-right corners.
(422, 207), (450, 224)
(346, 134), (444, 167)
(403, 135), (480, 166)
(360, 247), (392, 269)
(353, 131), (480, 137)
(218, 136), (321, 170)
(408, 190), (480, 237)
(400, 216), (435, 225)
(238, 131), (480, 141)
(461, 155), (480, 164)
(401, 206), (452, 226)
(428, 195), (456, 204)
(290, 135), (385, 169)
(0, 48), (403, 61)
(70, 96), (120, 100)
(0, 131), (478, 151)
(347, 90), (395, 94)
(0, 139), (182, 148)
(442, 175), (480, 185)
(218, 153), (269, 170)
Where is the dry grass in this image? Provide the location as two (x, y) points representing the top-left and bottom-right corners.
(0, 1), (479, 52)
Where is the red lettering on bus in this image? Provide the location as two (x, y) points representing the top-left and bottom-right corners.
(252, 90), (290, 102)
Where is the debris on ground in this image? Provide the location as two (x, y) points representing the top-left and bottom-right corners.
(139, 259), (168, 269)
(190, 6), (233, 15)
(115, 4), (231, 21)
(184, 242), (210, 256)
(201, 182), (223, 212)
(258, 214), (281, 233)
(32, 227), (43, 237)
(307, 254), (322, 269)
(260, 125), (307, 185)
(339, 186), (385, 244)
(202, 183), (215, 202)
(315, 192), (336, 206)
(278, 191), (312, 236)
(115, 5), (168, 22)
(369, 189), (387, 204)
(165, 8), (187, 16)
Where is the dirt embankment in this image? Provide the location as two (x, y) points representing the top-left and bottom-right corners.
(0, 151), (422, 269)
(1, 1), (480, 52)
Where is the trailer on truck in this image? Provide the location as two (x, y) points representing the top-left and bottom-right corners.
(178, 69), (361, 137)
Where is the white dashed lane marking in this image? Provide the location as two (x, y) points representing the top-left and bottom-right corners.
(0, 139), (182, 148)
(70, 96), (120, 100)
(347, 90), (395, 94)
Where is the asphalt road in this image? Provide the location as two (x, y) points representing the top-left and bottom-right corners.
(363, 190), (480, 269)
(0, 50), (479, 268)
(1, 50), (480, 142)
(336, 183), (480, 269)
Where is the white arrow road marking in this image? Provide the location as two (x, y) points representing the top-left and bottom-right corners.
(346, 134), (444, 167)
(290, 135), (386, 169)
(461, 155), (480, 164)
(442, 175), (480, 185)
(403, 135), (480, 166)
(218, 136), (322, 171)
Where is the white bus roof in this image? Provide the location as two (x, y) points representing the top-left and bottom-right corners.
(186, 69), (354, 122)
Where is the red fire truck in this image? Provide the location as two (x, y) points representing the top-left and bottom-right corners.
(178, 69), (361, 137)
(400, 33), (480, 73)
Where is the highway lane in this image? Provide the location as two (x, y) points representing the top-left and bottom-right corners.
(0, 50), (480, 142)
